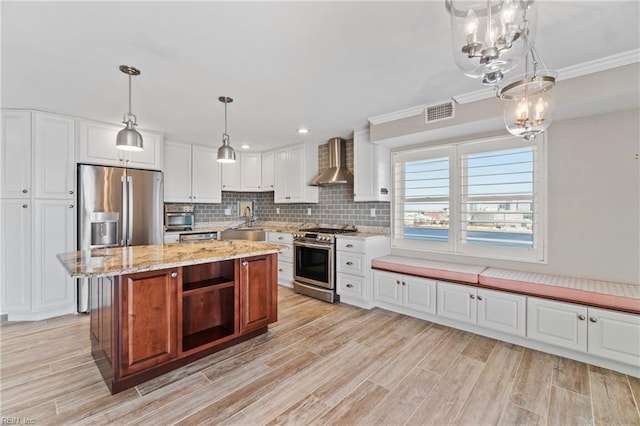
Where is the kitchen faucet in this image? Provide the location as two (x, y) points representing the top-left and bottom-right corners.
(244, 206), (254, 227)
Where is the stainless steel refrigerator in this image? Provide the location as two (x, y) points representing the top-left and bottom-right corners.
(77, 164), (163, 312)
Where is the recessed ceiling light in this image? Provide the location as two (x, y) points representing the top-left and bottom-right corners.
(297, 128), (309, 134)
(240, 144), (250, 149)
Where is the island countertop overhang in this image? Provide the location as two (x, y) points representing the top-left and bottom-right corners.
(57, 240), (288, 278)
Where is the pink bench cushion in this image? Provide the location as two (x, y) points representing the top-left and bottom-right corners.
(371, 255), (485, 284)
(479, 268), (640, 314)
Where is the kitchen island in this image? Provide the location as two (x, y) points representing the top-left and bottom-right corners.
(58, 240), (285, 393)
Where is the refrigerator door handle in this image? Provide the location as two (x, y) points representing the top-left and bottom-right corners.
(121, 176), (128, 246)
(127, 176), (134, 245)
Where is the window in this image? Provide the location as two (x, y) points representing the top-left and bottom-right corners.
(392, 135), (545, 262)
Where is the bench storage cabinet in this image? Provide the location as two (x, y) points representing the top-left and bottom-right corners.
(373, 270), (436, 316)
(437, 282), (526, 336)
(528, 297), (640, 366)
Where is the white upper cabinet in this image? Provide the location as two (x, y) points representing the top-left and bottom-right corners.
(34, 112), (75, 199)
(163, 141), (193, 203)
(241, 153), (262, 191)
(274, 144), (318, 203)
(78, 119), (162, 170)
(221, 153), (262, 192)
(163, 140), (221, 203)
(1, 110), (32, 199)
(353, 129), (390, 202)
(221, 160), (240, 191)
(261, 150), (275, 191)
(192, 145), (221, 203)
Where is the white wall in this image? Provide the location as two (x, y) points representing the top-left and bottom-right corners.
(391, 108), (640, 285)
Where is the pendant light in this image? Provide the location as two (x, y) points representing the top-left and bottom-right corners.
(498, 46), (556, 140)
(217, 96), (236, 163)
(446, 0), (537, 85)
(116, 65), (144, 151)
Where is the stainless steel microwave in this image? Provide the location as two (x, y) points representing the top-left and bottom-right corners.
(164, 204), (195, 231)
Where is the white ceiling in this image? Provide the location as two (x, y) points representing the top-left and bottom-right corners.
(2, 1), (639, 152)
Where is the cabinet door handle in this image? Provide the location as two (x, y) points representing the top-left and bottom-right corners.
(69, 190), (74, 195)
(242, 261), (248, 266)
(278, 268), (283, 272)
(22, 204), (28, 208)
(469, 294), (476, 299)
(69, 204), (74, 208)
(578, 314), (586, 321)
(278, 237), (283, 240)
(171, 271), (178, 278)
(396, 280), (400, 285)
(346, 261), (353, 266)
(346, 283), (354, 288)
(402, 281), (406, 286)
(589, 317), (598, 323)
(477, 295), (483, 301)
(22, 189), (28, 193)
(346, 244), (353, 248)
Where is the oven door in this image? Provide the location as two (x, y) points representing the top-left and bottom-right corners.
(294, 241), (334, 290)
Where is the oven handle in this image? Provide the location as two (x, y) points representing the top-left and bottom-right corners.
(294, 241), (333, 250)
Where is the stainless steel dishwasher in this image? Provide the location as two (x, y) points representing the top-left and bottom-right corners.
(179, 231), (220, 242)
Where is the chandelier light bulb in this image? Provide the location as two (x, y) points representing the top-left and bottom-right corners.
(447, 0), (537, 84)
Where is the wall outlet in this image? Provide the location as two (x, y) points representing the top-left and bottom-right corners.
(307, 208), (312, 215)
(224, 208), (231, 216)
(370, 208), (376, 217)
(276, 207), (280, 215)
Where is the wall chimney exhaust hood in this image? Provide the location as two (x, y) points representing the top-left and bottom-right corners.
(310, 138), (353, 186)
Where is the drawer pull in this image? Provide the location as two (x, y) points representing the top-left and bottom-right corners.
(578, 314), (586, 321)
(22, 204), (28, 209)
(346, 283), (354, 288)
(589, 317), (598, 323)
(346, 261), (353, 266)
(396, 280), (400, 285)
(477, 296), (483, 301)
(469, 294), (475, 299)
(278, 268), (283, 272)
(402, 281), (405, 286)
(242, 261), (248, 266)
(346, 244), (353, 248)
(22, 189), (28, 193)
(170, 271), (178, 278)
(278, 237), (283, 240)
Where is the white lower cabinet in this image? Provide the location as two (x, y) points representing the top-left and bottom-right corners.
(337, 236), (390, 308)
(373, 270), (436, 315)
(437, 281), (526, 336)
(1, 199), (32, 314)
(33, 200), (75, 314)
(527, 297), (640, 366)
(268, 232), (293, 288)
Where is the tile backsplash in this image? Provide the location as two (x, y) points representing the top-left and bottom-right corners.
(173, 138), (391, 228)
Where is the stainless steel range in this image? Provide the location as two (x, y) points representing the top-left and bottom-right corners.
(293, 226), (356, 303)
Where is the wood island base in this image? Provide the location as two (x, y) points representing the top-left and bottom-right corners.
(89, 254), (277, 394)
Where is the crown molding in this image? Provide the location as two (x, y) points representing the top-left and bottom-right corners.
(368, 105), (425, 125)
(421, 48), (640, 107)
(558, 48), (640, 81)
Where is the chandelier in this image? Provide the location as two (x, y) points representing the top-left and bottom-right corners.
(446, 0), (537, 85)
(498, 46), (556, 140)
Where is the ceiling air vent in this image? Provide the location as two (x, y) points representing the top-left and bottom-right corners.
(425, 101), (455, 124)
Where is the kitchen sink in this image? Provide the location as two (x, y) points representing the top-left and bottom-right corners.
(219, 228), (266, 241)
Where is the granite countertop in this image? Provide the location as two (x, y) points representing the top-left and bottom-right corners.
(57, 240), (287, 278)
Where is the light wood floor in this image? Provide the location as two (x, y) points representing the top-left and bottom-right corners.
(1, 287), (639, 425)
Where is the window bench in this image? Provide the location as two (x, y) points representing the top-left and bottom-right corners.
(370, 255), (640, 377)
(371, 255), (640, 315)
